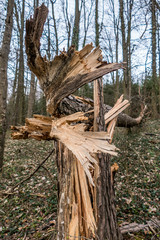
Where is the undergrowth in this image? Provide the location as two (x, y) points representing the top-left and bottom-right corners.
(0, 119), (159, 239)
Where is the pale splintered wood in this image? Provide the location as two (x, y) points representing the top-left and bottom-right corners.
(107, 95), (128, 143)
(50, 112), (118, 186)
(105, 98), (130, 125)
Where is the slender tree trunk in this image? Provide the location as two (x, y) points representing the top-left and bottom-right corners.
(115, 23), (119, 100)
(127, 0), (133, 101)
(151, 0), (158, 118)
(119, 0), (133, 101)
(9, 50), (18, 125)
(94, 1), (122, 239)
(158, 18), (160, 113)
(0, 0), (14, 171)
(119, 0), (128, 99)
(15, 0), (25, 125)
(51, 0), (59, 55)
(27, 0), (39, 118)
(71, 0), (80, 50)
(27, 72), (36, 118)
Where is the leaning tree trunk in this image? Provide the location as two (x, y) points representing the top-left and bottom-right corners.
(10, 4), (146, 240)
(0, 0), (14, 171)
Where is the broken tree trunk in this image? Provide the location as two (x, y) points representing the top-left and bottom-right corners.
(25, 4), (125, 116)
(11, 98), (129, 240)
(11, 4), (145, 240)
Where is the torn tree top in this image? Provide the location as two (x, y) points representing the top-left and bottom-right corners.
(25, 3), (126, 115)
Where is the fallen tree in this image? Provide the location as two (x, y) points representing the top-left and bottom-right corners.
(58, 95), (147, 128)
(11, 4), (147, 240)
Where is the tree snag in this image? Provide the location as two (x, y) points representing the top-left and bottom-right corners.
(11, 3), (146, 240)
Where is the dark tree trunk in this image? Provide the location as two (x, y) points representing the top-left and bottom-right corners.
(94, 2), (122, 237)
(27, 72), (36, 118)
(151, 0), (158, 118)
(15, 0), (25, 125)
(71, 0), (80, 50)
(57, 96), (146, 128)
(93, 81), (122, 240)
(0, 0), (14, 171)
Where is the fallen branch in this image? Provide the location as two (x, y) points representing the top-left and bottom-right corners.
(12, 148), (55, 190)
(120, 219), (160, 234)
(40, 165), (55, 184)
(0, 190), (46, 198)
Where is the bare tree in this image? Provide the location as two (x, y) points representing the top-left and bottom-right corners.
(27, 0), (39, 118)
(71, 0), (81, 50)
(151, 0), (158, 117)
(0, 0), (14, 171)
(119, 0), (134, 100)
(61, 0), (71, 50)
(82, 0), (94, 47)
(14, 0), (25, 124)
(50, 0), (59, 55)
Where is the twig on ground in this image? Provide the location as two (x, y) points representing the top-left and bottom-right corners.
(40, 165), (55, 184)
(0, 190), (47, 198)
(12, 149), (55, 190)
(131, 148), (149, 175)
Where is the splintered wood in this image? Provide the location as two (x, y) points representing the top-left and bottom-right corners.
(54, 96), (129, 239)
(11, 95), (129, 239)
(11, 115), (53, 140)
(56, 144), (96, 239)
(25, 4), (126, 115)
(11, 96), (129, 187)
(50, 112), (117, 186)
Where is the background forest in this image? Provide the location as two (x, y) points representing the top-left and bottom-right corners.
(0, 0), (160, 239)
(0, 0), (160, 126)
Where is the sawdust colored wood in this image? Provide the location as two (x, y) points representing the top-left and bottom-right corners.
(56, 141), (96, 240)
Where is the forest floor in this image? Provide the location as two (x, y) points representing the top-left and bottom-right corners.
(0, 119), (159, 240)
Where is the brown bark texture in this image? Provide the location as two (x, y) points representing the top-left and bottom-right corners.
(27, 72), (36, 118)
(151, 0), (158, 118)
(119, 0), (133, 101)
(0, 0), (14, 170)
(14, 0), (25, 125)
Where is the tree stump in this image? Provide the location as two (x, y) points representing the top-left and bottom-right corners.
(10, 4), (147, 240)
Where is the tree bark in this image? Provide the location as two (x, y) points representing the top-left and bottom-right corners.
(94, 3), (122, 237)
(71, 0), (80, 50)
(14, 0), (25, 125)
(27, 72), (36, 118)
(8, 50), (18, 125)
(119, 0), (128, 99)
(0, 0), (14, 171)
(151, 0), (158, 118)
(51, 0), (59, 55)
(119, 0), (133, 101)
